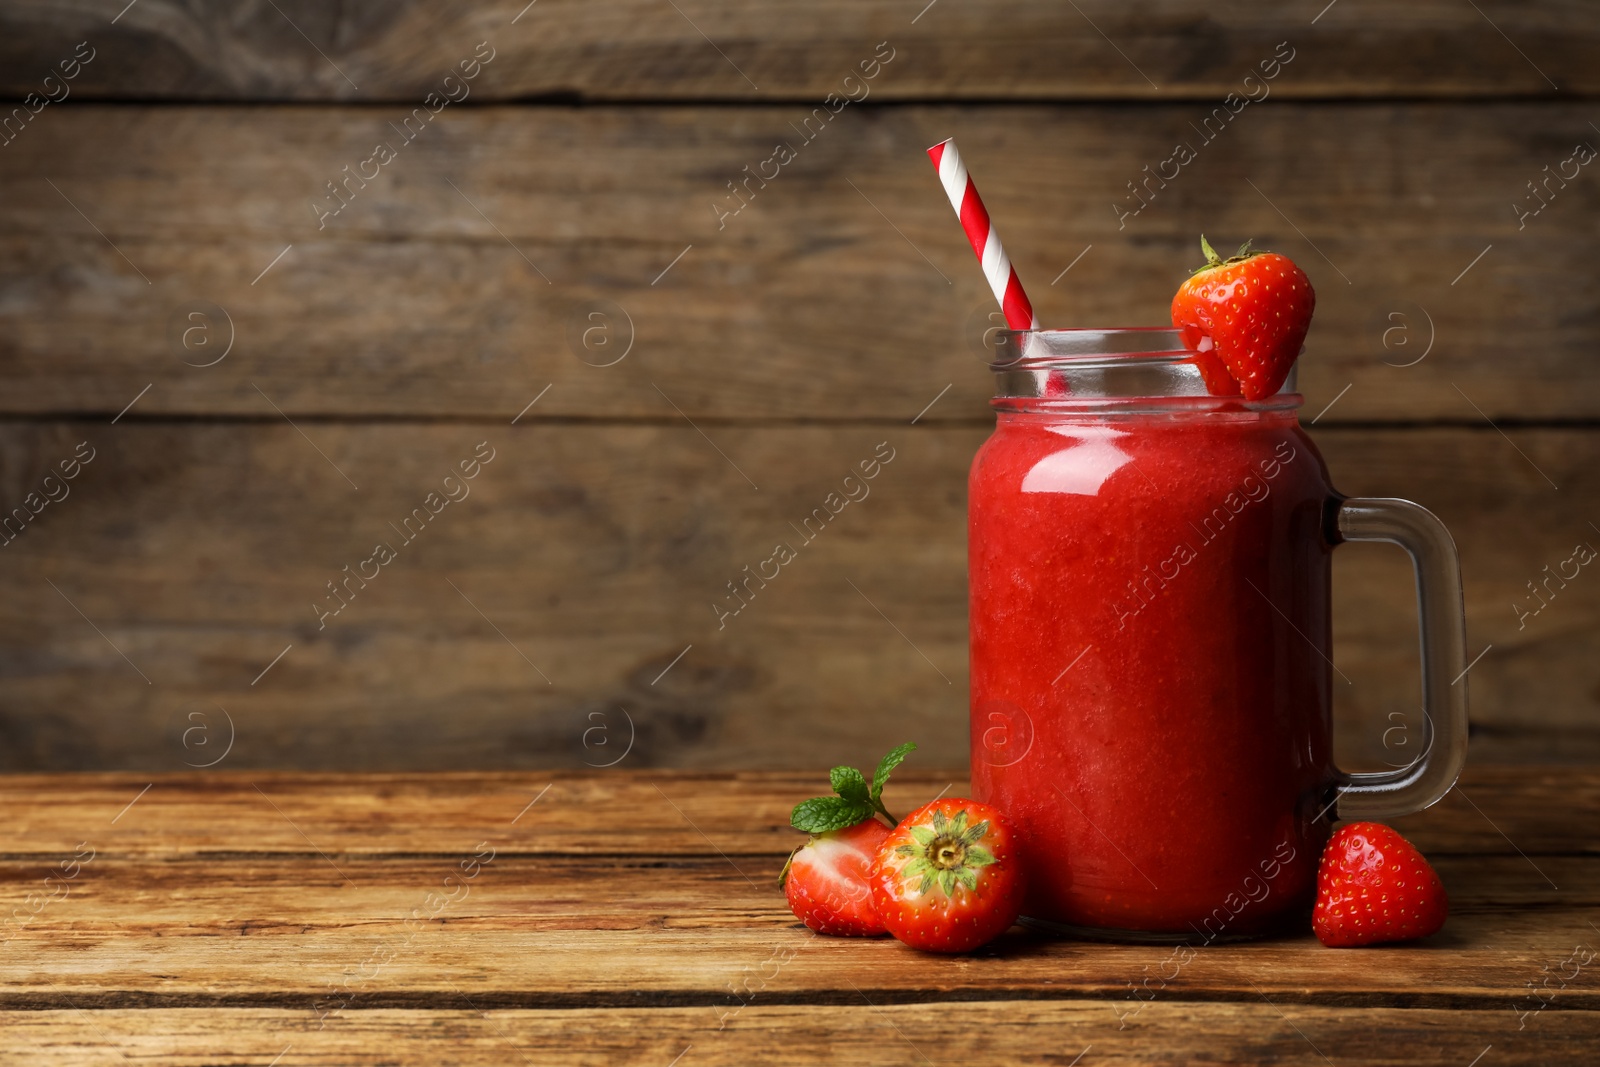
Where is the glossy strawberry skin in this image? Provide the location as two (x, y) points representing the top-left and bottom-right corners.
(869, 799), (1024, 953)
(784, 818), (893, 936)
(1186, 332), (1242, 396)
(1313, 821), (1448, 948)
(1171, 249), (1315, 401)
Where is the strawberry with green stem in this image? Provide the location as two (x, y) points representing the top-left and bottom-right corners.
(1171, 236), (1316, 401)
(870, 797), (1024, 953)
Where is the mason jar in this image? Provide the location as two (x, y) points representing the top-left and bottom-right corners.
(968, 327), (1469, 940)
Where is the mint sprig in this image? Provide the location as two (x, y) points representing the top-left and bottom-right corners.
(871, 741), (915, 801)
(790, 742), (917, 833)
(789, 795), (872, 834)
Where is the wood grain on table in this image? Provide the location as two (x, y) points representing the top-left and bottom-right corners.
(2, 768), (1597, 1064)
(0, 767), (1593, 1062)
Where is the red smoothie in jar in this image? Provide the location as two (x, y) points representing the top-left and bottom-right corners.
(968, 335), (1337, 938)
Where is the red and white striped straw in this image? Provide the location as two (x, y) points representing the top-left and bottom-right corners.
(927, 138), (1039, 331)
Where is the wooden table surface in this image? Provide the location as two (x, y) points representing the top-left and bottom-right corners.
(2, 767), (1597, 1065)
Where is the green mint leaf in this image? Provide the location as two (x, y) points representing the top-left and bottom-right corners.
(830, 765), (871, 806)
(790, 796), (874, 833)
(870, 742), (917, 802)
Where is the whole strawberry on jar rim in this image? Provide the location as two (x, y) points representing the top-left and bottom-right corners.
(1170, 236), (1316, 401)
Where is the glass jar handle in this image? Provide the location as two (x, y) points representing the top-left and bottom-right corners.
(1331, 497), (1469, 819)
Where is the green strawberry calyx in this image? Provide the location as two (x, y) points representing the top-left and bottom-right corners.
(895, 807), (996, 898)
(1192, 234), (1262, 274)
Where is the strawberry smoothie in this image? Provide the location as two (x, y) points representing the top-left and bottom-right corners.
(969, 390), (1337, 938)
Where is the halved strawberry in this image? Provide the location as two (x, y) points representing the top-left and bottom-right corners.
(1171, 237), (1315, 401)
(869, 799), (1024, 953)
(782, 743), (917, 937)
(1313, 821), (1448, 947)
(784, 818), (893, 936)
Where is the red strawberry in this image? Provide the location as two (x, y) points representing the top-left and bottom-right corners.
(782, 742), (917, 937)
(869, 799), (1024, 953)
(1186, 333), (1243, 397)
(1170, 237), (1316, 401)
(784, 818), (893, 936)
(1313, 821), (1448, 947)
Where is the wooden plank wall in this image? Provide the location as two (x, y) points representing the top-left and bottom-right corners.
(0, 1), (1595, 772)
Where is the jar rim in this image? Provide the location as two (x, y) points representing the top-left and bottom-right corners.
(988, 327), (1301, 407)
(989, 327), (1189, 368)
